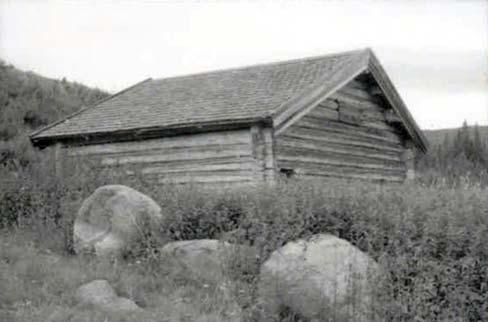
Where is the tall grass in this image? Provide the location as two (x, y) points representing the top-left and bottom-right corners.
(1, 160), (488, 321)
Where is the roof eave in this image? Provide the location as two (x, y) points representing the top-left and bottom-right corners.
(29, 78), (153, 142)
(366, 50), (429, 153)
(30, 116), (273, 148)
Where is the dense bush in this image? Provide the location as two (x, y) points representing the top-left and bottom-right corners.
(2, 160), (488, 320)
(0, 155), (125, 252)
(145, 180), (488, 321)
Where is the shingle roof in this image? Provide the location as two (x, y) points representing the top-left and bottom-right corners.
(30, 48), (428, 152)
(30, 50), (362, 139)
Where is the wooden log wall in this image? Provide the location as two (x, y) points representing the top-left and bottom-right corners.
(402, 140), (416, 180)
(275, 78), (408, 182)
(251, 125), (276, 183)
(63, 129), (263, 185)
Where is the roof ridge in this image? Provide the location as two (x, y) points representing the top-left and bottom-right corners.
(152, 48), (368, 83)
(30, 78), (153, 139)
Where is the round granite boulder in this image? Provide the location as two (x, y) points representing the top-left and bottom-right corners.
(161, 239), (259, 283)
(258, 234), (381, 321)
(73, 185), (162, 257)
(76, 279), (141, 313)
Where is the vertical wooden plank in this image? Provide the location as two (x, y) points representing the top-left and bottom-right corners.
(251, 124), (277, 183)
(250, 125), (261, 160)
(262, 127), (276, 183)
(402, 140), (415, 180)
(251, 125), (268, 182)
(54, 143), (64, 180)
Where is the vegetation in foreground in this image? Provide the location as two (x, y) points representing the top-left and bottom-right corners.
(1, 160), (488, 321)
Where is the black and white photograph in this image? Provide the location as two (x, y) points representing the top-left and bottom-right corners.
(0, 0), (487, 321)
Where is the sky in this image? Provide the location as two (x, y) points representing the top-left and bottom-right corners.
(0, 0), (487, 130)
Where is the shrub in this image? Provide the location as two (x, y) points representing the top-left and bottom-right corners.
(3, 158), (488, 320)
(150, 179), (488, 321)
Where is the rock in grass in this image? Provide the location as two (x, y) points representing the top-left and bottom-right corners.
(258, 234), (381, 322)
(73, 185), (162, 258)
(161, 239), (258, 283)
(76, 279), (141, 313)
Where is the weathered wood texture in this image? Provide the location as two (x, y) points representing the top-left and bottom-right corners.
(60, 75), (415, 186)
(64, 129), (262, 185)
(275, 77), (409, 182)
(273, 51), (369, 135)
(402, 140), (416, 180)
(54, 143), (64, 179)
(251, 125), (276, 182)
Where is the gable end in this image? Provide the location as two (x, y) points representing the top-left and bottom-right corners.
(273, 49), (428, 153)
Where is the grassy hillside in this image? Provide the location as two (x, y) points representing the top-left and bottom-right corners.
(0, 59), (109, 169)
(1, 172), (488, 321)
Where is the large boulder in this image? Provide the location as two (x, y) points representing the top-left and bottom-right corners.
(75, 279), (141, 313)
(160, 239), (258, 283)
(258, 234), (381, 322)
(74, 185), (162, 257)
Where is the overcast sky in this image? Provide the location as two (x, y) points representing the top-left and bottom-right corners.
(1, 0), (487, 130)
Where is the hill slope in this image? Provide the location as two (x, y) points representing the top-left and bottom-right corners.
(423, 125), (488, 147)
(0, 59), (110, 168)
(0, 60), (109, 141)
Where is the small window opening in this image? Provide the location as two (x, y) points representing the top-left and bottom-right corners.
(280, 168), (295, 178)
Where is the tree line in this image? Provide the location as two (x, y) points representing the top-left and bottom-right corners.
(417, 121), (488, 185)
(0, 59), (109, 171)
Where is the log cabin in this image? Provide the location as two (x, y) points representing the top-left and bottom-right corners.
(30, 48), (428, 186)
